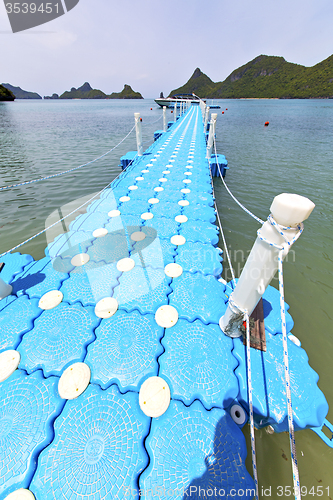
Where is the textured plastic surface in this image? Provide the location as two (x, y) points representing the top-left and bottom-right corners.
(18, 302), (100, 377)
(176, 241), (222, 276)
(140, 399), (255, 499)
(0, 370), (64, 498)
(30, 384), (150, 500)
(159, 318), (238, 409)
(233, 330), (329, 431)
(86, 310), (164, 391)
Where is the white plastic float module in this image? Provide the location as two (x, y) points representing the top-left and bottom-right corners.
(0, 350), (20, 383)
(95, 297), (119, 318)
(38, 290), (63, 310)
(155, 305), (178, 328)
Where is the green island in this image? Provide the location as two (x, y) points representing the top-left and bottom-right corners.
(55, 82), (143, 99)
(0, 84), (15, 101)
(1, 83), (42, 99)
(169, 54), (333, 99)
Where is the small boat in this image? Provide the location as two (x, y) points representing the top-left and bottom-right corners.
(154, 92), (205, 108)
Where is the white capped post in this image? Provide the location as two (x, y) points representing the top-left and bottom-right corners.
(219, 193), (315, 337)
(0, 276), (12, 300)
(134, 112), (143, 156)
(206, 113), (217, 159)
(163, 106), (167, 132)
(204, 105), (210, 132)
(174, 101), (177, 122)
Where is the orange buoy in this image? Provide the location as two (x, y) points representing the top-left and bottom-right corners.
(222, 111), (224, 114)
(265, 121), (269, 126)
(226, 108), (228, 110)
(171, 110), (173, 113)
(150, 108), (152, 110)
(140, 118), (143, 122)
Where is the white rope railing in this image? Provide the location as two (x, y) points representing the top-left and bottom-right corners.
(0, 125), (136, 192)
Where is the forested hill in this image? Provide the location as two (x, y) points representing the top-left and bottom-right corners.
(169, 55), (333, 99)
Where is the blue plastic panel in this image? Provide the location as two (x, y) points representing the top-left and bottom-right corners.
(18, 302), (100, 377)
(0, 370), (64, 498)
(113, 265), (171, 315)
(60, 261), (121, 306)
(233, 330), (329, 431)
(159, 318), (238, 409)
(169, 272), (227, 324)
(0, 295), (41, 352)
(86, 310), (164, 391)
(0, 252), (33, 284)
(175, 241), (222, 276)
(140, 399), (255, 499)
(11, 257), (70, 298)
(30, 384), (150, 500)
(179, 220), (219, 245)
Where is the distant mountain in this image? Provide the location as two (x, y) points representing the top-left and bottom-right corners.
(44, 93), (59, 100)
(109, 84), (143, 99)
(1, 83), (42, 99)
(60, 82), (107, 99)
(0, 84), (15, 101)
(171, 55), (333, 99)
(168, 68), (215, 97)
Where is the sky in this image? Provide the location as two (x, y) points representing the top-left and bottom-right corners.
(1, 0), (333, 98)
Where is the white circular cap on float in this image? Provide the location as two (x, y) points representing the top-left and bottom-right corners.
(58, 362), (91, 400)
(141, 169), (149, 173)
(39, 290), (63, 310)
(162, 170), (170, 175)
(186, 165), (193, 169)
(181, 188), (191, 194)
(175, 215), (188, 223)
(183, 179), (191, 184)
(148, 198), (159, 204)
(93, 228), (108, 238)
(165, 263), (183, 278)
(71, 253), (90, 267)
(131, 231), (146, 242)
(170, 235), (186, 246)
(154, 187), (164, 192)
(270, 193), (315, 227)
(141, 212), (154, 220)
(117, 258), (135, 272)
(155, 305), (178, 328)
(95, 297), (119, 318)
(129, 185), (138, 190)
(4, 489), (35, 500)
(119, 196), (130, 202)
(184, 171), (192, 175)
(0, 350), (20, 383)
(108, 209), (121, 217)
(136, 177), (144, 181)
(187, 160), (193, 163)
(178, 200), (189, 207)
(146, 163), (153, 167)
(230, 404), (247, 426)
(159, 178), (168, 183)
(139, 376), (171, 418)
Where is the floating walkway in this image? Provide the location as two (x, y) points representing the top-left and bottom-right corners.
(0, 105), (330, 500)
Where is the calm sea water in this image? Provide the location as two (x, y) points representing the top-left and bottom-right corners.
(0, 98), (332, 494)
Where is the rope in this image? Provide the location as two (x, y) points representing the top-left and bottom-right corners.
(0, 157), (135, 260)
(257, 217), (302, 500)
(245, 311), (260, 500)
(212, 137), (265, 225)
(0, 125), (136, 193)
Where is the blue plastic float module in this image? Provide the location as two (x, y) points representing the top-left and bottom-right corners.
(159, 318), (238, 410)
(0, 252), (33, 285)
(30, 384), (151, 500)
(86, 309), (164, 392)
(233, 329), (329, 431)
(17, 302), (100, 377)
(0, 369), (64, 499)
(0, 295), (41, 353)
(140, 399), (255, 500)
(175, 241), (222, 276)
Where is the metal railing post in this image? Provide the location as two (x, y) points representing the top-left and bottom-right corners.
(206, 112), (217, 159)
(134, 112), (143, 156)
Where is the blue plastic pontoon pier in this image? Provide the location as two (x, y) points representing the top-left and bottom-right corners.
(0, 104), (329, 500)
